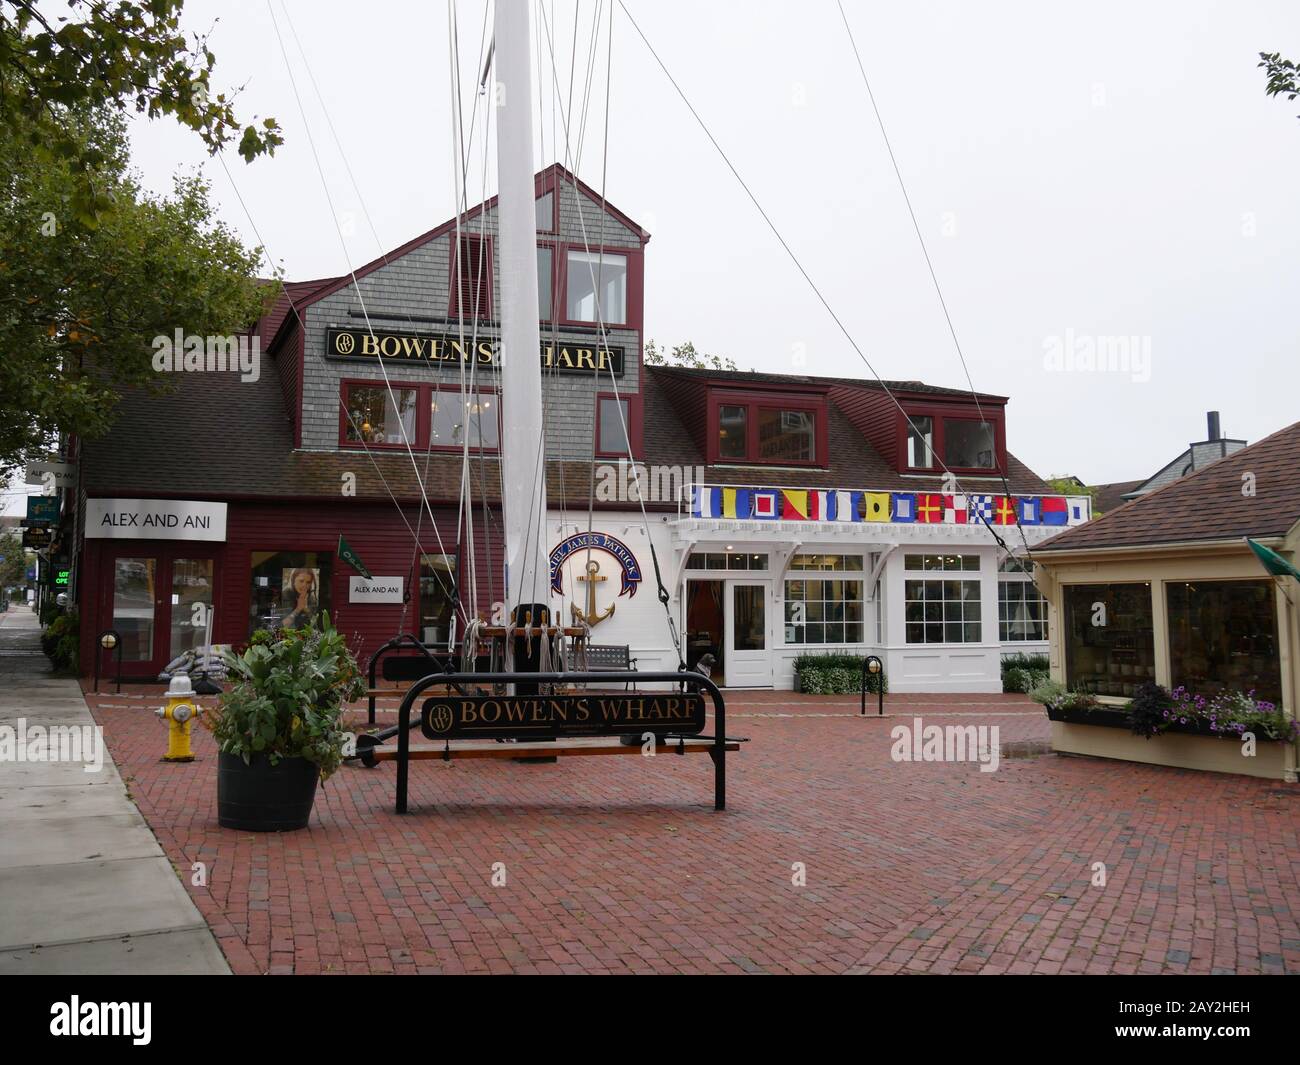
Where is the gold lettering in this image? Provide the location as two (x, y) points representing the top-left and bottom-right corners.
(541, 344), (554, 367)
(361, 334), (379, 356)
(479, 700), (501, 724)
(574, 699), (590, 722)
(400, 335), (426, 359)
(576, 348), (596, 370)
(478, 341), (496, 364)
(460, 699), (478, 725)
(549, 699), (568, 722)
(379, 336), (401, 357)
(503, 701), (527, 723)
(557, 347), (575, 368)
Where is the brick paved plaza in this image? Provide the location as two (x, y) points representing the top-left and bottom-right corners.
(79, 686), (1300, 976)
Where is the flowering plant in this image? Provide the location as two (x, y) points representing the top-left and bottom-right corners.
(1162, 687), (1298, 742)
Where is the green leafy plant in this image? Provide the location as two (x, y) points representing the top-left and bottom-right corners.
(793, 653), (887, 696)
(41, 608), (79, 673)
(1030, 680), (1099, 712)
(1001, 652), (1049, 692)
(206, 613), (365, 781)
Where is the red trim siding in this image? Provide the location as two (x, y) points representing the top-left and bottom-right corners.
(76, 500), (494, 678)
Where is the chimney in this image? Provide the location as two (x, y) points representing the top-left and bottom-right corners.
(1206, 411), (1221, 442)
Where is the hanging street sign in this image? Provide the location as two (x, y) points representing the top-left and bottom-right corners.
(25, 496), (59, 525)
(24, 461), (77, 489)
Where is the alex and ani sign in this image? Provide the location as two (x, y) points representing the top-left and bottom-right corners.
(85, 499), (228, 541)
(349, 576), (404, 604)
(325, 328), (624, 376)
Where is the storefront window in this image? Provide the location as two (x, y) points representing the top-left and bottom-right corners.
(419, 554), (457, 647)
(998, 558), (1047, 642)
(1062, 583), (1154, 697)
(904, 553), (981, 644)
(1167, 580), (1281, 704)
(249, 551), (332, 636)
(686, 552), (768, 571)
(345, 385), (417, 445)
(785, 554), (864, 644)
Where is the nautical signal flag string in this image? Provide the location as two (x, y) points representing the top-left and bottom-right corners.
(689, 486), (1090, 527)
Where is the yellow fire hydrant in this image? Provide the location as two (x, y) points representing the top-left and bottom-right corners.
(155, 675), (200, 762)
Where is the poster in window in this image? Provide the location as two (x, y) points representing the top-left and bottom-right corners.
(280, 568), (322, 630)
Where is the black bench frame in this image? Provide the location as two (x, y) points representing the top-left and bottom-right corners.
(568, 643), (638, 689)
(366, 633), (454, 725)
(379, 670), (730, 813)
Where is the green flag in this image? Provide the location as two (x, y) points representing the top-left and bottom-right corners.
(1246, 538), (1300, 582)
(338, 534), (372, 580)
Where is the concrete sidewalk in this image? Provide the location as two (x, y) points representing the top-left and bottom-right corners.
(0, 606), (228, 973)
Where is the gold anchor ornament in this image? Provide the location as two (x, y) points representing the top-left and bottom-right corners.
(571, 557), (615, 627)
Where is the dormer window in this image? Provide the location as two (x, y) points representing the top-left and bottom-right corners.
(906, 416), (934, 468)
(708, 390), (826, 467)
(944, 418), (995, 469)
(900, 407), (1003, 473)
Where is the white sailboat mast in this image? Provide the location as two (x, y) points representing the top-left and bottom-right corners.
(494, 0), (549, 615)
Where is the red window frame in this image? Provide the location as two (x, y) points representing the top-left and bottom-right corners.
(559, 244), (637, 328)
(338, 379), (424, 451)
(896, 405), (1007, 475)
(449, 233), (492, 320)
(706, 389), (828, 468)
(537, 241), (556, 322)
(535, 188), (558, 234)
(338, 380), (501, 454)
(594, 391), (643, 459)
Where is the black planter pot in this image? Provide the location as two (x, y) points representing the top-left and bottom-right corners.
(217, 750), (319, 831)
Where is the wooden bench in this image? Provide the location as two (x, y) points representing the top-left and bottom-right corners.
(569, 644), (638, 689)
(358, 669), (737, 812)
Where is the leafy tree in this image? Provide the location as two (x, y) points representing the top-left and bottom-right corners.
(1, 1), (282, 224)
(0, 529), (27, 591)
(1259, 52), (1299, 119)
(0, 105), (273, 474)
(644, 338), (738, 372)
(1046, 476), (1100, 511)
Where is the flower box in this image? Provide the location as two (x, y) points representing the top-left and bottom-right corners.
(1045, 705), (1284, 741)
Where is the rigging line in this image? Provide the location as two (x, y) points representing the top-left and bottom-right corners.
(279, 0), (487, 632)
(615, 0), (1031, 568)
(834, 0), (1040, 581)
(447, 0), (497, 626)
(215, 149), (459, 608)
(265, 0), (467, 622)
(544, 2), (682, 660)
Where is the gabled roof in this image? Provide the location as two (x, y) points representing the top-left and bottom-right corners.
(649, 365), (1006, 403)
(1092, 479), (1143, 514)
(642, 367), (1049, 494)
(259, 163), (648, 355)
(1038, 420), (1300, 552)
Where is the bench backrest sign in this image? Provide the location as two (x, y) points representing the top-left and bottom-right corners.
(421, 692), (706, 741)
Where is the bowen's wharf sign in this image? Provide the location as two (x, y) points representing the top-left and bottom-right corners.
(420, 692), (706, 741)
(326, 327), (624, 376)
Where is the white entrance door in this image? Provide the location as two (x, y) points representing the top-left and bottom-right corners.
(725, 580), (770, 688)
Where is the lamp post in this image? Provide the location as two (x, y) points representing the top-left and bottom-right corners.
(861, 655), (884, 717)
(96, 629), (122, 694)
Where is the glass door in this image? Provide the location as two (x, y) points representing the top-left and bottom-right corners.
(168, 558), (215, 661)
(101, 549), (218, 678)
(724, 580), (771, 688)
(109, 556), (159, 670)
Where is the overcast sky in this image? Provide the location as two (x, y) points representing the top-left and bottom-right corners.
(19, 0), (1300, 513)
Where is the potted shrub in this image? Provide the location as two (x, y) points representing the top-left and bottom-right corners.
(207, 614), (365, 831)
